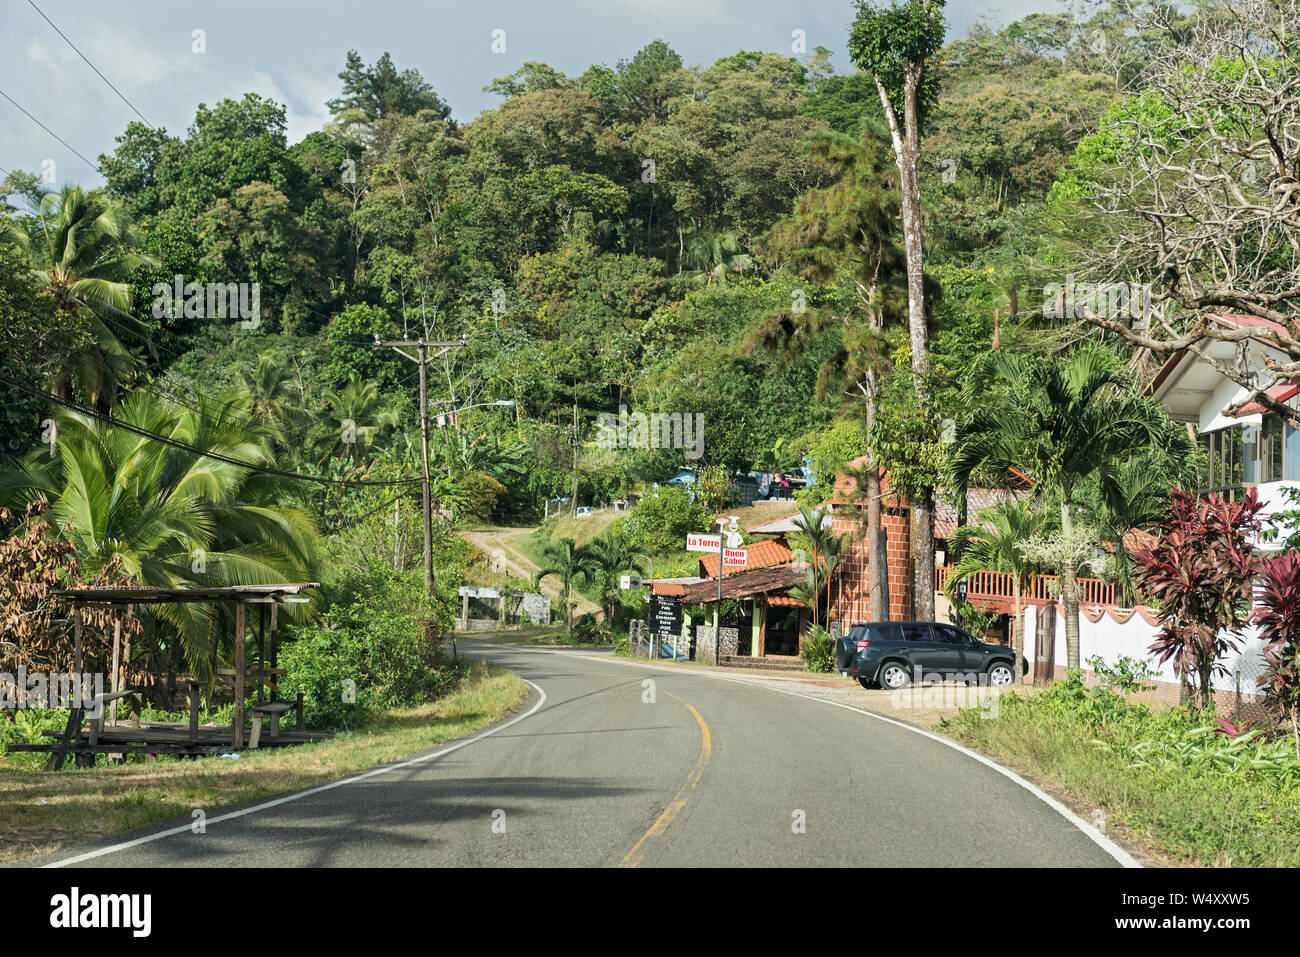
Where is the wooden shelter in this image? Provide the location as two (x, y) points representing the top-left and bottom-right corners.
(9, 583), (327, 768)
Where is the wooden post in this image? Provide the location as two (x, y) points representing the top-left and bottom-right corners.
(188, 681), (200, 743)
(256, 603), (266, 706)
(233, 602), (246, 749)
(73, 603), (83, 676)
(109, 618), (122, 726)
(121, 608), (134, 724)
(269, 603), (279, 700)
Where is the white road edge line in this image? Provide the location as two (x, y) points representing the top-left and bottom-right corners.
(40, 679), (548, 868)
(477, 643), (1141, 868)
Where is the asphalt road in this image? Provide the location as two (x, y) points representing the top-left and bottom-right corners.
(30, 644), (1133, 867)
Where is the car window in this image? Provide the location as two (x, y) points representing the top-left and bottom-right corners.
(934, 625), (969, 645)
(872, 624), (903, 643)
(900, 623), (934, 643)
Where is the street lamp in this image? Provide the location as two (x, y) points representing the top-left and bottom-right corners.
(435, 399), (515, 428)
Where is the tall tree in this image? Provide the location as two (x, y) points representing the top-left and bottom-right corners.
(849, 0), (947, 619)
(327, 51), (451, 122)
(754, 127), (908, 620)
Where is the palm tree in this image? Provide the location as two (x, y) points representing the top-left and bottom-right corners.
(950, 346), (1168, 669)
(945, 499), (1056, 678)
(1083, 436), (1198, 606)
(238, 352), (298, 426)
(683, 225), (751, 283)
(790, 503), (834, 626)
(312, 377), (399, 463)
(533, 537), (585, 636)
(578, 530), (632, 626)
(9, 186), (157, 406)
(0, 389), (320, 675)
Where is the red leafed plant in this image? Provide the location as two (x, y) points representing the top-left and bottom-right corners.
(1256, 551), (1300, 756)
(1133, 488), (1264, 712)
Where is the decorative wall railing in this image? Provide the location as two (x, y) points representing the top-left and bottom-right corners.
(935, 566), (1116, 608)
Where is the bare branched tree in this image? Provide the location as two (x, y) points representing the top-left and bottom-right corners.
(1077, 0), (1300, 420)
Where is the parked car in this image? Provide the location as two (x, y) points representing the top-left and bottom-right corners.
(575, 506), (593, 517)
(835, 621), (1018, 690)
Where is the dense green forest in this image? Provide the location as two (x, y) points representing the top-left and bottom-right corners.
(2, 0), (1267, 683)
(0, 4), (1154, 515)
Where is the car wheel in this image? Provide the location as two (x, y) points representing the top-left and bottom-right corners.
(856, 676), (877, 690)
(878, 661), (911, 690)
(986, 662), (1015, 687)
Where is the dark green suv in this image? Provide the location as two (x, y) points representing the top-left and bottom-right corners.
(835, 621), (1018, 690)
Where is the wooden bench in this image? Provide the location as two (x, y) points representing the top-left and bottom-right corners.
(248, 693), (304, 748)
(42, 689), (136, 770)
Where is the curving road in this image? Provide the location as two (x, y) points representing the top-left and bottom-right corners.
(28, 644), (1134, 868)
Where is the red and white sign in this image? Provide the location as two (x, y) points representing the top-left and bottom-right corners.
(722, 548), (747, 568)
(686, 533), (722, 552)
(620, 575), (643, 590)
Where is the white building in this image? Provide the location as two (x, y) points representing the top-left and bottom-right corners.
(1148, 312), (1300, 537)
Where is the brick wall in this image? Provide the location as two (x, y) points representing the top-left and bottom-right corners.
(830, 506), (914, 626)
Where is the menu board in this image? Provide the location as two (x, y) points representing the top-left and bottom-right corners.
(648, 595), (683, 636)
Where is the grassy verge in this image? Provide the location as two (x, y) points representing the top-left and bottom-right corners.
(940, 673), (1300, 866)
(0, 659), (528, 864)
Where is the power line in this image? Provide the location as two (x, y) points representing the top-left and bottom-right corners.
(25, 0), (155, 130)
(0, 373), (422, 489)
(0, 86), (99, 173)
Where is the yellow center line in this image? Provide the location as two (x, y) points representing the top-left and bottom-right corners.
(618, 689), (712, 868)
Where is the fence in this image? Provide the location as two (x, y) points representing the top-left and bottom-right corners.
(628, 620), (690, 661)
(934, 566), (1116, 607)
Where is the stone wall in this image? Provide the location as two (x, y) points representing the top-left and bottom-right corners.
(457, 587), (550, 630)
(694, 625), (738, 663)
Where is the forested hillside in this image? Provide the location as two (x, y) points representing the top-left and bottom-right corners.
(1, 3), (1156, 528)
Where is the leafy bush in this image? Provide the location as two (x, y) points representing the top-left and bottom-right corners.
(800, 624), (834, 673)
(280, 565), (467, 730)
(572, 614), (613, 644)
(618, 486), (710, 554)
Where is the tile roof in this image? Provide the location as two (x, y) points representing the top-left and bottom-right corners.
(698, 539), (795, 578)
(1232, 380), (1300, 417)
(676, 564), (805, 602)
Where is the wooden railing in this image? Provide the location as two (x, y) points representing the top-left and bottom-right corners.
(935, 566), (1116, 607)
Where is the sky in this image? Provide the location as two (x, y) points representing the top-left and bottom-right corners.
(0, 0), (1064, 191)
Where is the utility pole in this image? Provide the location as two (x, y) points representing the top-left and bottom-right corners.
(373, 338), (466, 601)
(571, 377), (579, 516)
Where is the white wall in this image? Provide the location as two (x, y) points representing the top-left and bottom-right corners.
(1022, 607), (1269, 694)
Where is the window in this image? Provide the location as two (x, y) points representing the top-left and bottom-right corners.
(1264, 416), (1285, 482)
(900, 623), (934, 643)
(934, 624), (970, 644)
(1199, 427), (1245, 492)
(1279, 421), (1300, 481)
(1243, 425), (1260, 483)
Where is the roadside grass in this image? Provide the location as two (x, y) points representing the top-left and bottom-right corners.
(0, 659), (528, 865)
(940, 677), (1300, 867)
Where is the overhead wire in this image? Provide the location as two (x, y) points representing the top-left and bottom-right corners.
(25, 0), (156, 130)
(0, 372), (422, 489)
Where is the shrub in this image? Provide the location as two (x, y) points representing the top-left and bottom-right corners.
(619, 486), (710, 554)
(280, 565), (467, 730)
(572, 614), (613, 644)
(800, 624), (834, 673)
